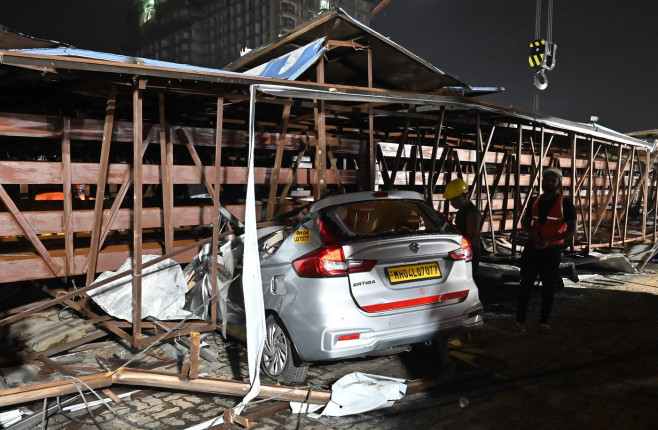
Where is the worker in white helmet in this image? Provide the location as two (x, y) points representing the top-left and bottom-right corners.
(513, 167), (577, 334)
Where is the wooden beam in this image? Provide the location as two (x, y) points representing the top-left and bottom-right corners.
(211, 96), (224, 328)
(87, 90), (117, 285)
(159, 93), (174, 254)
(0, 236), (215, 329)
(61, 118), (74, 277)
(0, 184), (63, 277)
(0, 368), (332, 409)
(266, 102), (292, 219)
(132, 81), (145, 343)
(427, 106), (445, 205)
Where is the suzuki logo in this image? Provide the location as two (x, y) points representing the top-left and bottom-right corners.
(409, 242), (419, 253)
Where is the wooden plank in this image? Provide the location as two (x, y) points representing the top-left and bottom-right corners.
(32, 331), (108, 358)
(0, 161), (355, 186)
(314, 57), (327, 199)
(278, 135), (309, 205)
(159, 93), (174, 254)
(178, 128), (216, 201)
(87, 90), (116, 285)
(132, 82), (144, 342)
(61, 118), (74, 277)
(0, 371), (114, 408)
(211, 97), (224, 328)
(188, 331), (201, 379)
(0, 236), (209, 326)
(427, 107), (445, 205)
(37, 355), (122, 404)
(113, 369), (332, 404)
(0, 184), (63, 277)
(266, 102), (291, 219)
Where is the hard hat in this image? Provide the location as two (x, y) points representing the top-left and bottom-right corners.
(443, 178), (469, 200)
(543, 167), (562, 179)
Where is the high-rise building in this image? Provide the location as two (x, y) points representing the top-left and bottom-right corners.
(136, 0), (380, 69)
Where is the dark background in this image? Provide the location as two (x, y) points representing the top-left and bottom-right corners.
(1, 0), (655, 133)
(369, 0), (658, 134)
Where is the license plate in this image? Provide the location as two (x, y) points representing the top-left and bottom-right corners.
(387, 262), (441, 284)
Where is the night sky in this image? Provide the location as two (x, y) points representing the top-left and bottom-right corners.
(370, 0), (658, 133)
(1, 0), (655, 133)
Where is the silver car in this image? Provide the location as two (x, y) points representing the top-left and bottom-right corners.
(223, 190), (483, 384)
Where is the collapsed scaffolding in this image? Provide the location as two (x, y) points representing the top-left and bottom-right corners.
(0, 7), (657, 424)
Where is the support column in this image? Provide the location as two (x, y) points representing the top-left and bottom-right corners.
(512, 124), (522, 257)
(211, 96), (224, 329)
(62, 118), (74, 278)
(132, 79), (145, 343)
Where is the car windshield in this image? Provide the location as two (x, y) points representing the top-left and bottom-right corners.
(320, 199), (454, 239)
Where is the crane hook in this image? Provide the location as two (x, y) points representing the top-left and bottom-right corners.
(533, 69), (548, 90)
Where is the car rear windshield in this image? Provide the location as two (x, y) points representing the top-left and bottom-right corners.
(320, 199), (454, 239)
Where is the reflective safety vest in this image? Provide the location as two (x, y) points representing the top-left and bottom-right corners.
(531, 194), (567, 246)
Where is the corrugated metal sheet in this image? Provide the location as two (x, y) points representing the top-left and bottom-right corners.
(0, 25), (62, 50)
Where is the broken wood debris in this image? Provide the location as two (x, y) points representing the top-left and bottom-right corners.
(0, 368), (332, 409)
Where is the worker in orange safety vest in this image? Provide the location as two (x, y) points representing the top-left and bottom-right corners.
(513, 167), (577, 334)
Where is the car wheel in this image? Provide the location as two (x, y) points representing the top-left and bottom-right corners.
(262, 316), (308, 384)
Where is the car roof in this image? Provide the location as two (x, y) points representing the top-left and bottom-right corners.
(309, 190), (426, 214)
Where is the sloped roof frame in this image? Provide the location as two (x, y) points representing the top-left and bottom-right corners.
(225, 8), (500, 95)
(253, 84), (652, 150)
(0, 47), (649, 150)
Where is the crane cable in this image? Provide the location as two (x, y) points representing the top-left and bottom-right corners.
(533, 0), (555, 104)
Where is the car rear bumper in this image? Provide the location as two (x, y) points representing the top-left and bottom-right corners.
(279, 286), (483, 362)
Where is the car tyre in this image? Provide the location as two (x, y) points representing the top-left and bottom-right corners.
(262, 316), (308, 384)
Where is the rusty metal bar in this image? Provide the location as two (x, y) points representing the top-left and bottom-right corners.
(132, 80), (145, 343)
(652, 164), (658, 245)
(0, 237), (210, 328)
(266, 102), (292, 219)
(587, 138), (594, 251)
(623, 148), (636, 247)
(179, 128), (216, 201)
(0, 184), (62, 277)
(500, 153), (512, 234)
(87, 90), (117, 286)
(569, 133), (577, 250)
(211, 96), (224, 328)
(427, 106), (445, 206)
(611, 143), (624, 247)
(159, 93), (174, 254)
(474, 114), (482, 210)
(642, 151), (651, 243)
(0, 369), (332, 409)
(512, 125), (522, 256)
(62, 117), (74, 277)
(386, 105), (414, 190)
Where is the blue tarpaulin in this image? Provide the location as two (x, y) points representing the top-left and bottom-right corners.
(244, 38), (326, 80)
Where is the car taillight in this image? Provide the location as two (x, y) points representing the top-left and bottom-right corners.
(448, 237), (473, 262)
(293, 245), (376, 277)
(317, 218), (340, 244)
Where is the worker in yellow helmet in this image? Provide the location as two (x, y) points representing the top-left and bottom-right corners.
(443, 178), (481, 278)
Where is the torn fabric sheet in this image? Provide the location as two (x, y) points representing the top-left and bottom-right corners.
(88, 255), (193, 322)
(320, 372), (407, 417)
(185, 85), (267, 430)
(230, 84), (267, 415)
(183, 239), (243, 335)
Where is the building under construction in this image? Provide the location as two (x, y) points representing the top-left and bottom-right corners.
(0, 8), (656, 347)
